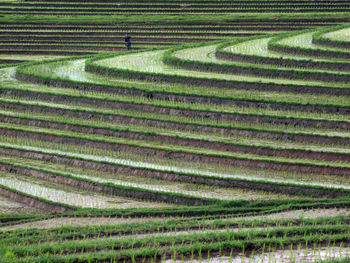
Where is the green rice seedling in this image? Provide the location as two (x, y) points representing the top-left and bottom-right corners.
(0, 16), (350, 263)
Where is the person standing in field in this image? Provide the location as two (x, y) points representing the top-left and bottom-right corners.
(125, 34), (131, 50)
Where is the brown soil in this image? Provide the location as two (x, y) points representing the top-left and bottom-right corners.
(2, 208), (348, 231)
(85, 64), (350, 97)
(1, 95), (349, 146)
(0, 195), (43, 214)
(0, 162), (213, 206)
(1, 116), (348, 163)
(216, 50), (350, 72)
(0, 186), (74, 213)
(1, 128), (349, 176)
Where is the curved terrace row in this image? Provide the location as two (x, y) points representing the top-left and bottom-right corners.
(0, 11), (350, 263)
(2, 20), (340, 56)
(0, 25), (347, 207)
(1, 0), (350, 15)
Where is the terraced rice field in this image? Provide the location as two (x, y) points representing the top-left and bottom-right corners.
(323, 28), (350, 43)
(1, 0), (350, 15)
(0, 1), (349, 263)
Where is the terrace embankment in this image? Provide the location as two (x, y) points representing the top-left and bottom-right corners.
(5, 81), (350, 115)
(311, 25), (350, 49)
(1, 7), (350, 263)
(268, 42), (350, 60)
(85, 63), (350, 96)
(15, 0), (350, 5)
(0, 45), (127, 52)
(0, 115), (348, 163)
(0, 148), (348, 198)
(13, 60), (350, 97)
(0, 25), (315, 32)
(0, 36), (217, 43)
(0, 185), (74, 213)
(4, 92), (350, 129)
(0, 50), (94, 56)
(1, 101), (349, 146)
(0, 59), (26, 64)
(5, 2), (350, 9)
(165, 50), (350, 82)
(215, 50), (350, 71)
(1, 19), (334, 57)
(1, 8), (349, 15)
(2, 207), (349, 232)
(0, 162), (213, 206)
(312, 37), (350, 49)
(0, 128), (349, 176)
(0, 23), (336, 30)
(0, 31), (257, 37)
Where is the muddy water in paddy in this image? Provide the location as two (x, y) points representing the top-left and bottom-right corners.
(2, 208), (349, 231)
(0, 195), (43, 214)
(172, 246), (350, 263)
(2, 142), (350, 192)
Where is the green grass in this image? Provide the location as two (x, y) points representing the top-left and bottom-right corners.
(0, 170), (174, 209)
(269, 29), (350, 60)
(323, 26), (350, 42)
(2, 141), (350, 192)
(1, 120), (349, 170)
(167, 41), (350, 83)
(0, 13), (349, 25)
(2, 215), (350, 246)
(1, 108), (348, 155)
(0, 195), (41, 215)
(2, 226), (350, 263)
(10, 59), (350, 108)
(1, 157), (295, 202)
(0, 10), (349, 263)
(14, 60), (350, 119)
(92, 49), (350, 88)
(223, 36), (350, 63)
(2, 94), (349, 138)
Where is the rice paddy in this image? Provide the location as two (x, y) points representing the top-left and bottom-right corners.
(0, 3), (349, 263)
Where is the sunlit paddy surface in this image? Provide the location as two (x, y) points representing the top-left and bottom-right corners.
(0, 170), (174, 209)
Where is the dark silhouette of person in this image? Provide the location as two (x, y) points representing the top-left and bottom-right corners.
(125, 34), (131, 50)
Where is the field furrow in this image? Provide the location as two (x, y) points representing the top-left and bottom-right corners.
(0, 7), (349, 263)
